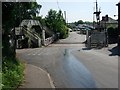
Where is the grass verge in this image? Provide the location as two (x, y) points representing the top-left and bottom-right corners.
(2, 57), (24, 90)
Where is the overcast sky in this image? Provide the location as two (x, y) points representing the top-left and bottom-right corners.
(36, 0), (120, 23)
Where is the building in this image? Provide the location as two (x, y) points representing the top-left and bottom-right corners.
(14, 19), (42, 48)
(11, 19), (57, 48)
(100, 16), (118, 29)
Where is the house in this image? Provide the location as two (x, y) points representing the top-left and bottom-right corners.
(100, 16), (118, 29)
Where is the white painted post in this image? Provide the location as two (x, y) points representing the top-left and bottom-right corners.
(42, 29), (45, 45)
(38, 38), (41, 47)
(86, 30), (90, 48)
(16, 40), (19, 49)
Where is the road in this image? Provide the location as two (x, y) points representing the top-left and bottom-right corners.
(56, 31), (86, 44)
(17, 32), (118, 88)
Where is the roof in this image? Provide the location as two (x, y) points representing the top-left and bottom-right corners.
(20, 19), (42, 28)
(76, 24), (95, 30)
(101, 17), (118, 24)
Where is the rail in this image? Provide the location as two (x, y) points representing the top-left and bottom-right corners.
(21, 26), (41, 47)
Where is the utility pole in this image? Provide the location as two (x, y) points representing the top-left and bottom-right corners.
(117, 2), (120, 35)
(93, 6), (95, 28)
(116, 2), (120, 56)
(94, 0), (101, 31)
(64, 11), (66, 24)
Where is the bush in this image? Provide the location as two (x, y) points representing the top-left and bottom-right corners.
(107, 27), (119, 44)
(2, 58), (24, 90)
(58, 25), (68, 39)
(0, 72), (3, 90)
(107, 27), (118, 37)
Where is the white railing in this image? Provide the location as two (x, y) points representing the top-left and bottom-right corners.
(44, 35), (55, 46)
(22, 26), (41, 47)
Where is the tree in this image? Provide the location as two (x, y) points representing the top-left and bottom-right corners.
(45, 9), (57, 32)
(34, 16), (46, 26)
(84, 21), (93, 24)
(75, 20), (84, 26)
(2, 2), (42, 59)
(77, 20), (84, 24)
(45, 9), (68, 38)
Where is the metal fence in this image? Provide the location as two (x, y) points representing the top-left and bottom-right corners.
(87, 31), (107, 48)
(91, 32), (106, 44)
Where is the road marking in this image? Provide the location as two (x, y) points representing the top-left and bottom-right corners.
(28, 52), (45, 56)
(47, 73), (55, 88)
(27, 48), (45, 56)
(28, 64), (55, 88)
(38, 50), (45, 56)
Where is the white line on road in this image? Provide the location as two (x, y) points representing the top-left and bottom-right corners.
(28, 64), (55, 88)
(28, 54), (31, 55)
(27, 48), (45, 56)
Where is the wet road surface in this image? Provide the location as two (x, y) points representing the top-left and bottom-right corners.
(60, 49), (96, 88)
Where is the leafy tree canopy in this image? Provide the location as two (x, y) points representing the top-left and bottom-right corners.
(45, 9), (68, 39)
(2, 2), (42, 31)
(2, 2), (41, 58)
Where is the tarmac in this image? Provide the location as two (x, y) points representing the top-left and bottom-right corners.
(18, 64), (55, 89)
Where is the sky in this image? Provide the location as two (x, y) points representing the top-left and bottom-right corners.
(36, 0), (120, 23)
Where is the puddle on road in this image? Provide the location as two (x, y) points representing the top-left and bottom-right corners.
(63, 48), (97, 88)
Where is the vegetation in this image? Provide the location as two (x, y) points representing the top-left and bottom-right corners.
(45, 9), (68, 39)
(34, 16), (46, 26)
(2, 58), (24, 90)
(0, 72), (2, 90)
(2, 2), (41, 89)
(107, 27), (119, 37)
(107, 27), (119, 44)
(2, 2), (41, 58)
(75, 20), (84, 26)
(74, 20), (93, 26)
